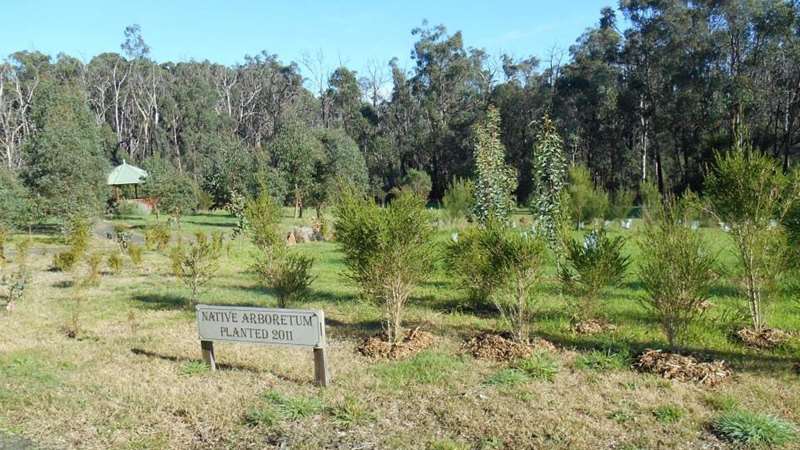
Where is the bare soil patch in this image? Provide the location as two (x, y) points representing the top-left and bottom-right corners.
(736, 328), (791, 349)
(357, 327), (435, 359)
(462, 332), (556, 362)
(635, 349), (732, 386)
(572, 319), (617, 335)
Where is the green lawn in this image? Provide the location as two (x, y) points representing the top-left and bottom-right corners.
(0, 209), (798, 449)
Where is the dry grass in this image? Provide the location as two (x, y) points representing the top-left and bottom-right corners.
(1, 214), (799, 449)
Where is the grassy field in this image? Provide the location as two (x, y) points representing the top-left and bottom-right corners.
(1, 209), (799, 449)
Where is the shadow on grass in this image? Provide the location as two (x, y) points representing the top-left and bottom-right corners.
(535, 330), (797, 373)
(181, 220), (236, 228)
(129, 348), (310, 384)
(325, 317), (382, 340)
(132, 293), (189, 310)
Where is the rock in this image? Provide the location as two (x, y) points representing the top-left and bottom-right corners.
(286, 232), (296, 246)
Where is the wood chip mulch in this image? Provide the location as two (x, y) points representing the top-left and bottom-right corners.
(635, 349), (732, 386)
(572, 319), (617, 335)
(462, 332), (557, 362)
(736, 328), (791, 349)
(357, 327), (434, 360)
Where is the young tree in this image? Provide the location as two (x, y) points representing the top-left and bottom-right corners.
(308, 128), (368, 217)
(0, 168), (33, 232)
(441, 177), (474, 223)
(22, 82), (109, 220)
(473, 106), (517, 224)
(271, 121), (324, 218)
(565, 165), (609, 228)
(335, 188), (435, 344)
(705, 146), (800, 331)
(397, 169), (433, 201)
(141, 157), (198, 224)
(531, 113), (567, 253)
(169, 232), (222, 306)
(639, 195), (720, 348)
(449, 221), (547, 342)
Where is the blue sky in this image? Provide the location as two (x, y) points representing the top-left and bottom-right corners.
(1, 0), (614, 75)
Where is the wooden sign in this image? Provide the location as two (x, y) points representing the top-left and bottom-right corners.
(195, 304), (329, 386)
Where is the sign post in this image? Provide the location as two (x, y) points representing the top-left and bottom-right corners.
(196, 305), (329, 386)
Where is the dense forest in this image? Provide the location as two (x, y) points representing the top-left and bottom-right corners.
(2, 0), (800, 218)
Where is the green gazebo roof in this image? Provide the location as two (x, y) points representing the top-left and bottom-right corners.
(107, 160), (148, 186)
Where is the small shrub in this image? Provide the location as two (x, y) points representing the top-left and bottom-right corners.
(398, 168), (433, 201)
(335, 188), (434, 344)
(85, 253), (103, 286)
(0, 228), (7, 265)
(638, 194), (720, 348)
(127, 243), (143, 267)
(53, 251), (78, 272)
(253, 248), (315, 308)
(515, 351), (559, 381)
(705, 146), (800, 331)
(64, 215), (91, 257)
(560, 228), (630, 317)
(169, 232), (222, 306)
(712, 410), (797, 446)
(565, 165), (609, 227)
(441, 177), (474, 222)
(107, 252), (123, 275)
(483, 368), (529, 386)
(244, 189), (283, 250)
(144, 222), (171, 251)
(652, 404), (684, 424)
(574, 349), (630, 371)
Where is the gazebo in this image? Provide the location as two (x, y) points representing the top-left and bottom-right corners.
(107, 160), (148, 200)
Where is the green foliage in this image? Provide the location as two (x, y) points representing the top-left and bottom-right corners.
(179, 361), (209, 376)
(398, 168), (432, 201)
(141, 158), (198, 222)
(0, 228), (6, 266)
(652, 405), (684, 424)
(335, 188), (434, 344)
(227, 189), (248, 238)
(638, 195), (720, 348)
(515, 351), (559, 381)
(445, 226), (499, 306)
(310, 128), (369, 213)
(0, 168), (34, 231)
(144, 222), (171, 251)
(472, 106), (517, 224)
(609, 188), (636, 220)
(639, 180), (661, 220)
(169, 232), (222, 305)
(253, 248), (316, 308)
(244, 189), (283, 250)
(565, 165), (608, 227)
(22, 82), (109, 220)
(199, 135), (257, 208)
(560, 228), (630, 315)
(441, 177), (474, 222)
(712, 410), (796, 447)
(705, 147), (800, 331)
(271, 121), (324, 217)
(574, 349), (630, 371)
(64, 215), (91, 257)
(531, 113), (567, 252)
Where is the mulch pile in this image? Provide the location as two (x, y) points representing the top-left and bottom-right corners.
(572, 319), (617, 335)
(357, 327), (434, 359)
(635, 349), (732, 386)
(736, 328), (791, 349)
(462, 332), (557, 362)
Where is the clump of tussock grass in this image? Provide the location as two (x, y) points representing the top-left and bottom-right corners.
(711, 410), (796, 446)
(373, 351), (464, 386)
(326, 395), (375, 429)
(514, 351), (559, 381)
(652, 404), (684, 424)
(574, 349), (630, 371)
(245, 390), (324, 427)
(179, 360), (208, 376)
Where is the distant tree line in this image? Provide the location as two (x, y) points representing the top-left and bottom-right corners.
(2, 2), (800, 220)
